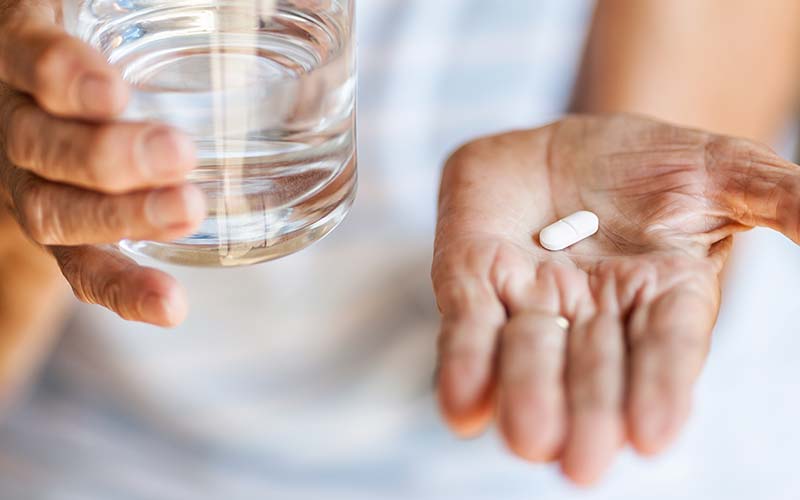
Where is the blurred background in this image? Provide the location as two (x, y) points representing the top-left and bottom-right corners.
(1, 0), (800, 498)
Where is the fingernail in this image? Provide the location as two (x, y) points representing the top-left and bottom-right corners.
(79, 75), (120, 116)
(145, 186), (207, 230)
(141, 291), (187, 328)
(140, 128), (196, 178)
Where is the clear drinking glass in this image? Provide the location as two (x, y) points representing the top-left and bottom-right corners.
(64, 0), (357, 266)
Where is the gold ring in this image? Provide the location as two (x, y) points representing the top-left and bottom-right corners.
(554, 315), (570, 331)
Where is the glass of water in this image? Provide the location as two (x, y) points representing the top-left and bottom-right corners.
(64, 0), (357, 267)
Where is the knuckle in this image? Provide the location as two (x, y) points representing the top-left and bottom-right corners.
(646, 328), (708, 356)
(1, 99), (33, 165)
(41, 127), (77, 178)
(93, 195), (128, 236)
(84, 125), (123, 190)
(575, 391), (613, 413)
(571, 335), (623, 376)
(436, 277), (495, 318)
(83, 124), (136, 193)
(504, 317), (564, 352)
(61, 254), (127, 312)
(54, 248), (92, 303)
(0, 10), (26, 72)
(32, 36), (74, 93)
(54, 248), (132, 316)
(99, 272), (127, 315)
(15, 177), (59, 243)
(580, 347), (621, 374)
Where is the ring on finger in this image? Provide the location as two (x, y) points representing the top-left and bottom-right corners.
(554, 315), (570, 331)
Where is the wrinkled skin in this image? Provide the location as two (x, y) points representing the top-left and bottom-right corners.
(3, 0), (800, 486)
(0, 0), (204, 327)
(433, 114), (800, 485)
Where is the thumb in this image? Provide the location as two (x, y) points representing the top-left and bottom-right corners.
(50, 244), (190, 328)
(709, 136), (800, 243)
(0, 0), (127, 119)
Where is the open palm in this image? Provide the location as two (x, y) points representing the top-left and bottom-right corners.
(432, 115), (800, 485)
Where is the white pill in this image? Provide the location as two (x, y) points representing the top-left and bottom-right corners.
(539, 211), (599, 251)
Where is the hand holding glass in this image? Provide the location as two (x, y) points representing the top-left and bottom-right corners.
(69, 0), (357, 266)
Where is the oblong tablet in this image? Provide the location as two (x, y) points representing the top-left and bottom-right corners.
(539, 211), (599, 251)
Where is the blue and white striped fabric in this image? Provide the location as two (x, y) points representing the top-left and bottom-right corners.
(3, 1), (800, 499)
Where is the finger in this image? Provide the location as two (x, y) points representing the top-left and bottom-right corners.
(0, 3), (127, 118)
(432, 131), (552, 436)
(707, 136), (800, 243)
(3, 92), (196, 192)
(7, 170), (206, 245)
(497, 311), (568, 463)
(561, 312), (626, 486)
(435, 275), (505, 437)
(51, 245), (188, 327)
(627, 286), (717, 455)
(495, 262), (576, 463)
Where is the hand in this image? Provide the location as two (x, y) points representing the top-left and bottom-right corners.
(0, 0), (205, 326)
(432, 114), (800, 485)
